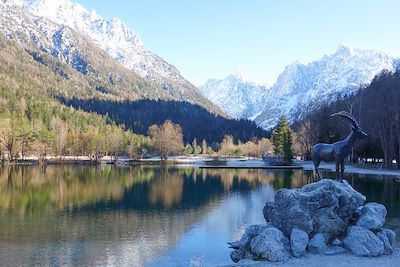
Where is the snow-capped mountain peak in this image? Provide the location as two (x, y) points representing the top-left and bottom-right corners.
(1, 0), (222, 114)
(200, 71), (269, 119)
(15, 0), (143, 49)
(254, 45), (398, 129)
(12, 0), (205, 90)
(335, 44), (354, 56)
(230, 68), (250, 82)
(201, 45), (398, 129)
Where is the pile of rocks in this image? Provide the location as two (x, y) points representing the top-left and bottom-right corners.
(228, 179), (396, 263)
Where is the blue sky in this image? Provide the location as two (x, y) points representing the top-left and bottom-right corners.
(76, 0), (400, 85)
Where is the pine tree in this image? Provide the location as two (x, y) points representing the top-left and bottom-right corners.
(271, 115), (293, 164)
(282, 130), (293, 164)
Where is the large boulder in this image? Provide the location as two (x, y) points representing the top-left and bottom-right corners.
(230, 249), (245, 263)
(308, 233), (348, 255)
(382, 228), (396, 246)
(263, 179), (366, 237)
(228, 224), (273, 251)
(343, 226), (384, 256)
(356, 202), (387, 230)
(263, 198), (314, 237)
(290, 228), (308, 257)
(308, 233), (327, 254)
(376, 231), (393, 255)
(313, 207), (346, 238)
(250, 227), (290, 262)
(376, 228), (396, 255)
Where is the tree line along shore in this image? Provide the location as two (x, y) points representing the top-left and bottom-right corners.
(0, 112), (295, 165)
(1, 70), (399, 168)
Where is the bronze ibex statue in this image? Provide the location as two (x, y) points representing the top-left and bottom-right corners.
(311, 111), (367, 180)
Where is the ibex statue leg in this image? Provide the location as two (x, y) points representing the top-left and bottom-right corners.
(340, 159), (345, 180)
(315, 168), (322, 180)
(335, 162), (340, 181)
(313, 159), (322, 180)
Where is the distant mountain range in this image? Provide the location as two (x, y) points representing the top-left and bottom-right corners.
(2, 0), (398, 133)
(1, 0), (222, 114)
(201, 45), (399, 129)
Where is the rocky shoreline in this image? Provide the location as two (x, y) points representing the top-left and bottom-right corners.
(228, 179), (396, 263)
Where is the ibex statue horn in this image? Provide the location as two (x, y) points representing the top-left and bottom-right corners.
(330, 111), (359, 129)
(311, 111), (368, 180)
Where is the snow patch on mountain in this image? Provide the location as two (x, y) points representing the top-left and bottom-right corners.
(0, 0), (223, 114)
(0, 0), (91, 75)
(12, 0), (194, 87)
(200, 71), (270, 119)
(201, 45), (398, 129)
(254, 45), (397, 129)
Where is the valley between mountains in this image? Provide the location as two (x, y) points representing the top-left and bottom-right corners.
(1, 0), (399, 140)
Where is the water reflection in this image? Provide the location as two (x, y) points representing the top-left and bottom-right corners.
(0, 166), (302, 214)
(0, 165), (399, 266)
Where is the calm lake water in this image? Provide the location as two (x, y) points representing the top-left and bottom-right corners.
(0, 165), (399, 267)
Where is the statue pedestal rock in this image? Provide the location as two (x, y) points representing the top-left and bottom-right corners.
(228, 179), (396, 263)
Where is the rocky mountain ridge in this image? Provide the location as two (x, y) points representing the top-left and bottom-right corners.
(1, 0), (222, 114)
(202, 45), (399, 129)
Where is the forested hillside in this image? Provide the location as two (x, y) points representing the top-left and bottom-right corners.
(0, 0), (224, 115)
(0, 36), (148, 161)
(61, 98), (268, 145)
(0, 34), (267, 161)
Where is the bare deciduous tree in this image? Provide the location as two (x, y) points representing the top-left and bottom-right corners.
(295, 119), (319, 160)
(51, 118), (68, 160)
(148, 120), (183, 162)
(201, 139), (207, 155)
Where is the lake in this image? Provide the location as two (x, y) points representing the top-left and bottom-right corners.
(0, 165), (399, 266)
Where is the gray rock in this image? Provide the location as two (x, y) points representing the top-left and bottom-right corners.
(383, 228), (396, 246)
(264, 200), (314, 237)
(230, 249), (245, 263)
(356, 202), (387, 230)
(302, 179), (366, 206)
(243, 251), (257, 260)
(308, 233), (327, 254)
(263, 179), (365, 237)
(250, 227), (290, 262)
(229, 224), (273, 251)
(290, 228), (309, 257)
(228, 224), (274, 262)
(377, 230), (394, 255)
(314, 207), (346, 239)
(343, 226), (384, 256)
(323, 246), (348, 255)
(332, 238), (343, 246)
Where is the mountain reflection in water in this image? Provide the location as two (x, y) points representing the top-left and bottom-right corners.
(0, 165), (399, 266)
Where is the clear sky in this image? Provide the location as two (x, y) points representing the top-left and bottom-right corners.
(76, 0), (400, 86)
